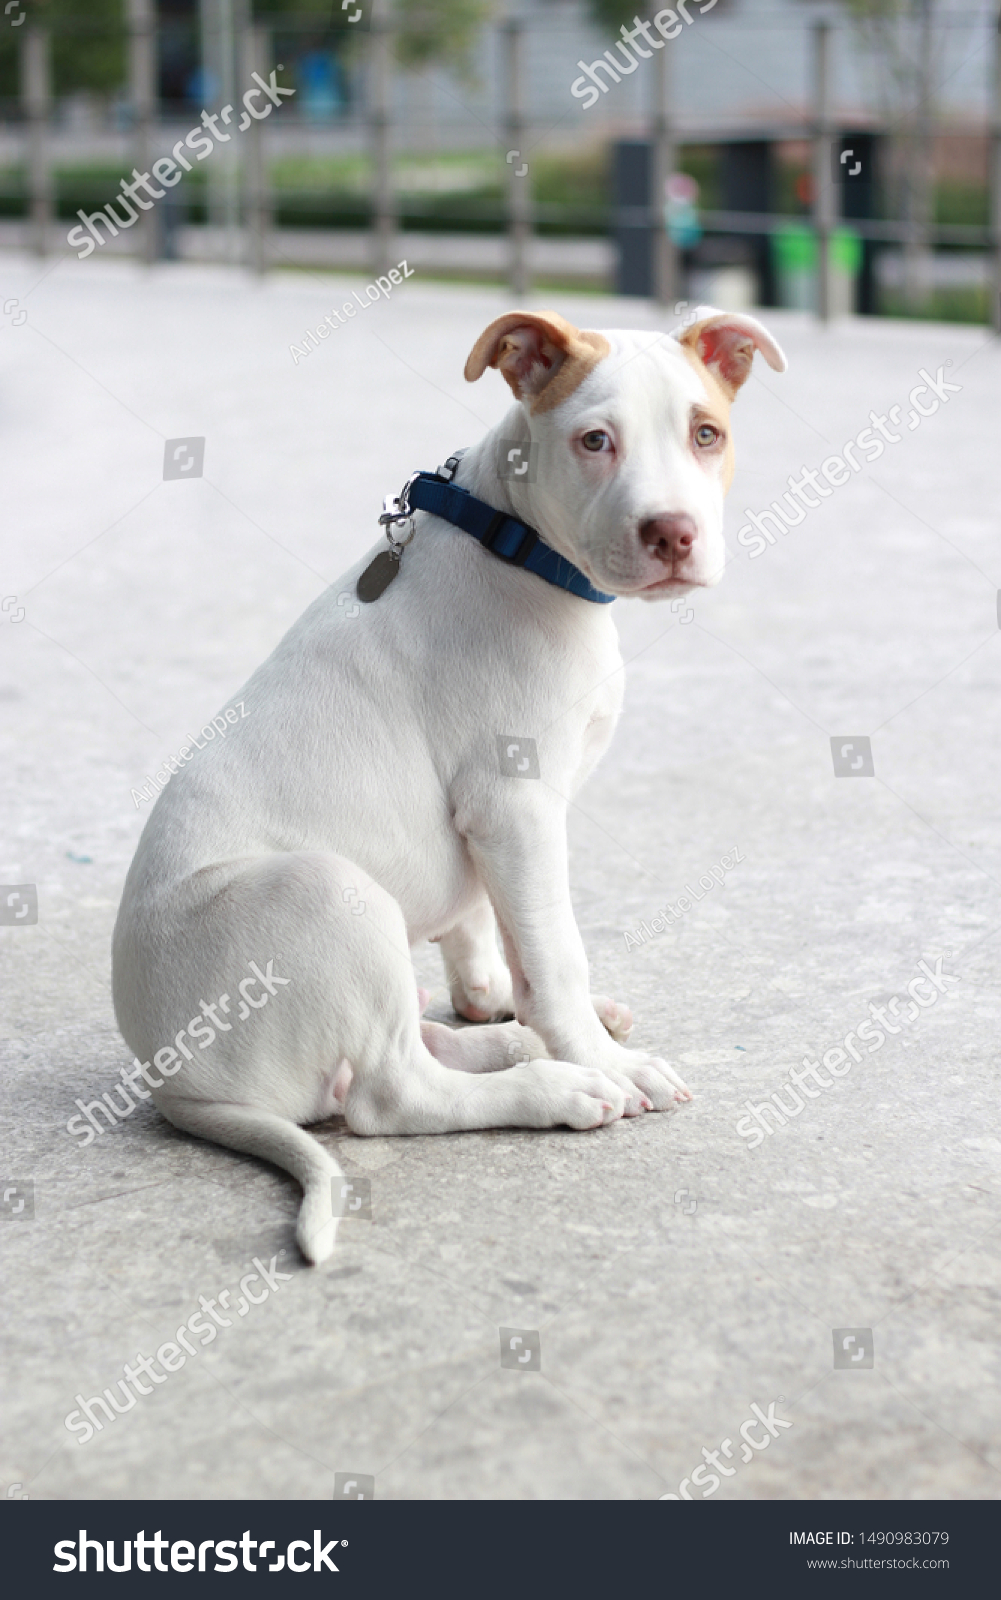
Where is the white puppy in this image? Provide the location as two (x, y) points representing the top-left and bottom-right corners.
(112, 307), (786, 1263)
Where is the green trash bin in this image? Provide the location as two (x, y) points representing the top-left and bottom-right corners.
(773, 225), (861, 314)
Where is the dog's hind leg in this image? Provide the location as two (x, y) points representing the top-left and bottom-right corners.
(157, 1098), (343, 1265)
(420, 1020), (651, 1114)
(420, 1018), (546, 1073)
(422, 1019), (649, 1114)
(126, 852), (627, 1254)
(344, 962), (628, 1136)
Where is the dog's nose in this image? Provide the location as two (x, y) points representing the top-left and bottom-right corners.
(639, 514), (697, 565)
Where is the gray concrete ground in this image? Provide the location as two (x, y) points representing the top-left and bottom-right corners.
(1, 253), (999, 1502)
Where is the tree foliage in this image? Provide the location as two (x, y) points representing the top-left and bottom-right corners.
(0, 0), (126, 99)
(570, 0), (733, 33)
(582, 0), (649, 30)
(0, 0), (498, 100)
(259, 0), (494, 74)
(391, 0), (493, 77)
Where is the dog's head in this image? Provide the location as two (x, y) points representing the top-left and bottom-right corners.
(464, 307), (786, 599)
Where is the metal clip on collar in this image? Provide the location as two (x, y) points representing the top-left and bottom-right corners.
(378, 471), (420, 552)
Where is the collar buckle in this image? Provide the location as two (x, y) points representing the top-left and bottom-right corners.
(481, 510), (538, 568)
(435, 448), (468, 483)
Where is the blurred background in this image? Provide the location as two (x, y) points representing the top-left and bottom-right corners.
(1, 0), (999, 325)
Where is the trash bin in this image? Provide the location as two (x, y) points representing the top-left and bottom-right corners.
(773, 225), (862, 315)
(613, 140), (653, 297)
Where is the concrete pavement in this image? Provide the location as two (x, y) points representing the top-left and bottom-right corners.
(1, 251), (999, 1500)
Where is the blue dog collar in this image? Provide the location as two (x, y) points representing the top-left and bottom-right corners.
(407, 455), (615, 606)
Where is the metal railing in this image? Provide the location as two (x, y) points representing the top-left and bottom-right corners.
(4, 6), (1001, 329)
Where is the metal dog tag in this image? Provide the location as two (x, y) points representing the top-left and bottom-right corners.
(357, 548), (401, 603)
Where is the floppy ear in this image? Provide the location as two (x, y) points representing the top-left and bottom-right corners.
(464, 309), (609, 414)
(677, 310), (787, 401)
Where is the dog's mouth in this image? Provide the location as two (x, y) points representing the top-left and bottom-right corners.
(580, 567), (709, 600)
(638, 572), (706, 593)
(571, 544), (710, 601)
(613, 572), (708, 598)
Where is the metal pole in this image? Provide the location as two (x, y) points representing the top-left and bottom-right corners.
(21, 26), (52, 258)
(219, 0), (240, 263)
(651, 29), (677, 305)
(127, 0), (157, 263)
(198, 0), (218, 230)
(985, 4), (991, 331)
(903, 0), (934, 313)
(200, 0), (240, 262)
(369, 5), (394, 279)
(503, 18), (530, 298)
(812, 19), (836, 322)
(241, 22), (270, 273)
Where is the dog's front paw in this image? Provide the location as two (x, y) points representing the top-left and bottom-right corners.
(599, 1048), (691, 1113)
(450, 963), (515, 1023)
(591, 993), (633, 1043)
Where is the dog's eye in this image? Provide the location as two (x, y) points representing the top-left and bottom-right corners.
(694, 423), (720, 448)
(581, 430), (610, 452)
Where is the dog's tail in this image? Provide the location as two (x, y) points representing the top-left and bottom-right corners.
(158, 1099), (343, 1264)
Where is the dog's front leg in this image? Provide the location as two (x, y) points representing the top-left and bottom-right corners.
(462, 791), (691, 1112)
(440, 896), (636, 1043)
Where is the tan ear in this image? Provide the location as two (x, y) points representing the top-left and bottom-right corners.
(678, 310), (787, 401)
(464, 309), (609, 414)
